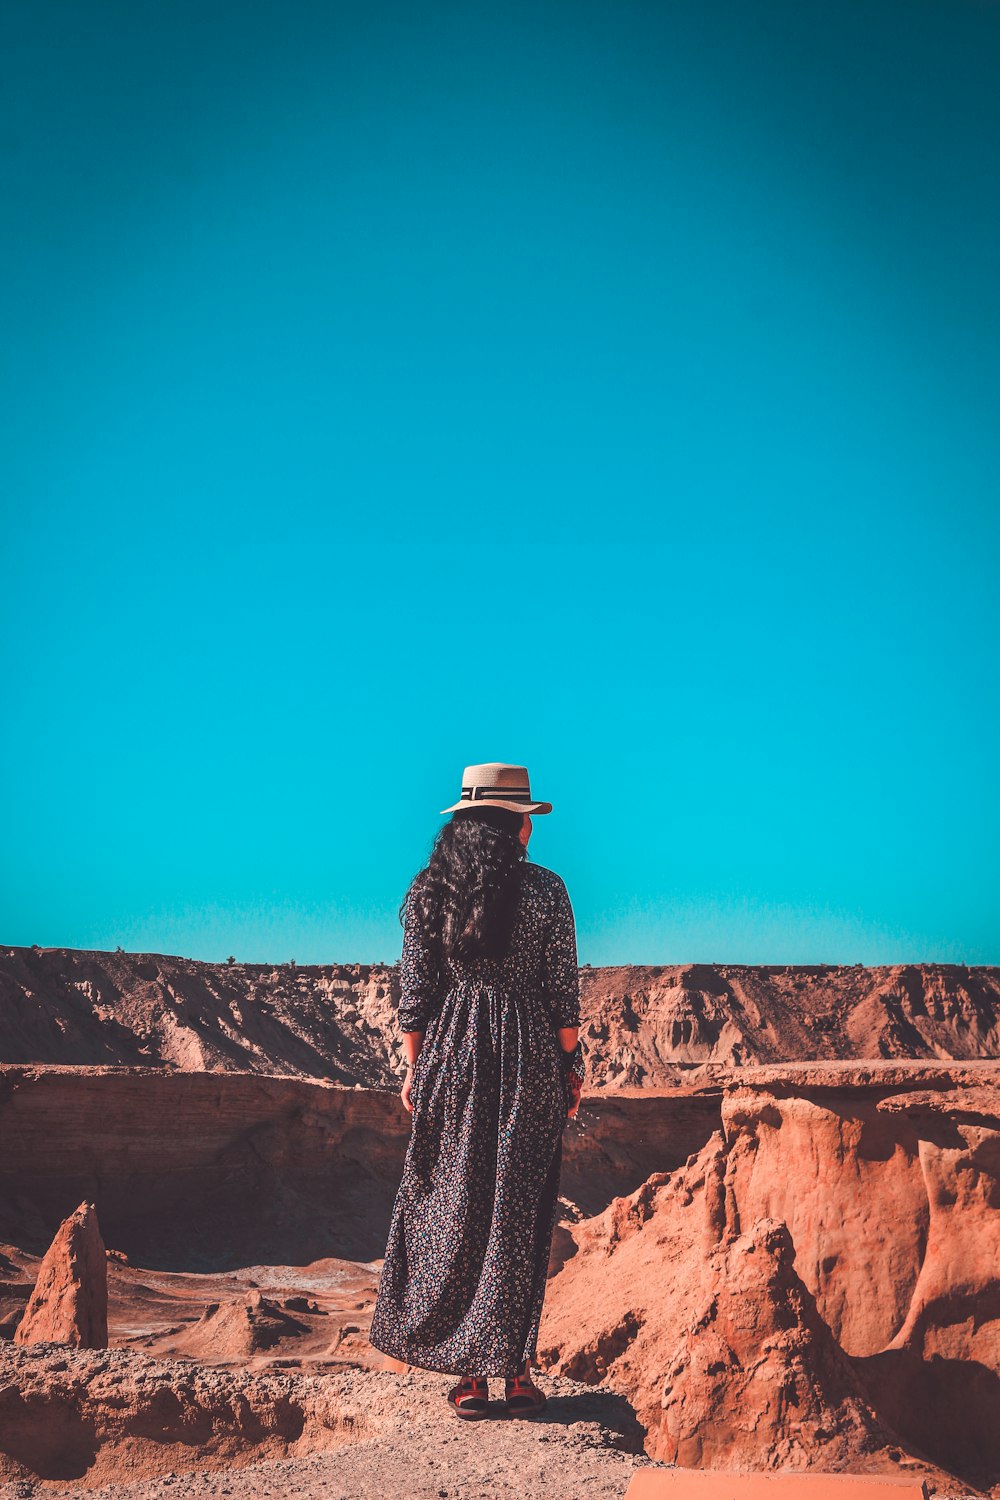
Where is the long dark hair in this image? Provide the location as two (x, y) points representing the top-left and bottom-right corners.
(399, 807), (527, 962)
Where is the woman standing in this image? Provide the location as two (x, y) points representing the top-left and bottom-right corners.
(368, 762), (586, 1420)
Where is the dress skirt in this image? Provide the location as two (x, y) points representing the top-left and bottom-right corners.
(368, 860), (581, 1379)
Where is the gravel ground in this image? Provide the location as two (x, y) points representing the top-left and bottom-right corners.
(0, 1366), (672, 1500)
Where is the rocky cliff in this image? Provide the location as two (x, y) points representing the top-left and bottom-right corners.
(537, 1061), (1000, 1493)
(2, 946), (998, 1081)
(0, 1064), (721, 1268)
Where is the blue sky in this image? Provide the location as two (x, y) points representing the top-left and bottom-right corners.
(2, 0), (997, 966)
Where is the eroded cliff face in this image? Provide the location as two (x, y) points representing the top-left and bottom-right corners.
(0, 1067), (411, 1268)
(0, 947), (400, 1081)
(578, 964), (1000, 1081)
(537, 1062), (1000, 1493)
(0, 1065), (723, 1269)
(2, 946), (998, 1081)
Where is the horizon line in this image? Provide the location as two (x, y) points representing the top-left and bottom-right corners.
(3, 942), (997, 974)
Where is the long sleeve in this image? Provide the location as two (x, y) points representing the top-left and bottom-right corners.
(541, 873), (581, 1029)
(397, 889), (442, 1032)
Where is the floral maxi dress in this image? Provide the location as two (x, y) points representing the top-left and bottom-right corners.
(368, 860), (581, 1378)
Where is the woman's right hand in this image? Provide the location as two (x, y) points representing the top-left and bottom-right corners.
(566, 1073), (582, 1118)
(401, 1063), (415, 1114)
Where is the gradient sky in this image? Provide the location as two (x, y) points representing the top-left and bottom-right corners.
(2, 1), (998, 967)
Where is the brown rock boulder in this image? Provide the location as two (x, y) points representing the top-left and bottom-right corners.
(14, 1200), (108, 1348)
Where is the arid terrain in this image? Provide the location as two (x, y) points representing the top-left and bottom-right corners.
(1, 945), (999, 1498)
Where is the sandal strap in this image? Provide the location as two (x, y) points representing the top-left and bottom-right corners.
(505, 1375), (543, 1400)
(452, 1376), (488, 1403)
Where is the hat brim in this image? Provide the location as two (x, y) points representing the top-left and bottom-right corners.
(440, 799), (552, 815)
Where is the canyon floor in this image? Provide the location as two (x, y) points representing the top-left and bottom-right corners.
(2, 947), (999, 1498)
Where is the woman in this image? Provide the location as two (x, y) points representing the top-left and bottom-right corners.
(368, 761), (586, 1420)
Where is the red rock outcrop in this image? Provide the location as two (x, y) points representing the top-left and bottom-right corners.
(854, 1084), (1000, 1487)
(14, 1200), (108, 1349)
(538, 1062), (1000, 1494)
(0, 1067), (413, 1269)
(656, 1218), (907, 1472)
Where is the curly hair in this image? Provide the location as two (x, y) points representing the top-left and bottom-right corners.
(399, 806), (527, 962)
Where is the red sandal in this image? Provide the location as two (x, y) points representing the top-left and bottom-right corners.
(503, 1371), (547, 1416)
(446, 1375), (489, 1419)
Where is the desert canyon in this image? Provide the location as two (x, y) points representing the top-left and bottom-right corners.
(1, 945), (999, 1498)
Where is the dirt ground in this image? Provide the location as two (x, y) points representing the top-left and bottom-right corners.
(0, 1364), (670, 1500)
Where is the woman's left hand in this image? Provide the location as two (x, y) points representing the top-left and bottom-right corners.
(566, 1072), (583, 1118)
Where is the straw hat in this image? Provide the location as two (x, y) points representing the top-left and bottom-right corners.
(440, 762), (552, 816)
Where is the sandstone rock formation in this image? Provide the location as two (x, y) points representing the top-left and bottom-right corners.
(856, 1082), (1000, 1487)
(538, 1063), (1000, 1494)
(579, 963), (1000, 1082)
(14, 1200), (107, 1348)
(2, 946), (997, 1083)
(657, 1219), (905, 1470)
(0, 1067), (411, 1268)
(0, 945), (401, 1082)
